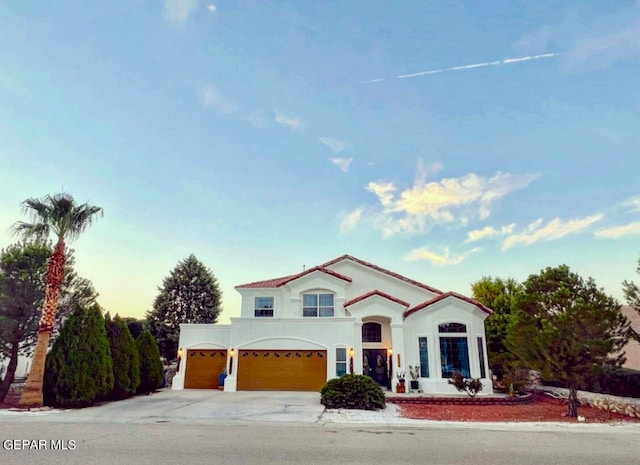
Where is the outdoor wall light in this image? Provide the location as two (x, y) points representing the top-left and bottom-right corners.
(387, 348), (393, 388)
(229, 348), (235, 375)
(176, 348), (183, 371)
(349, 348), (354, 374)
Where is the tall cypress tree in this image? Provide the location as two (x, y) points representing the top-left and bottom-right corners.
(105, 313), (140, 399)
(136, 330), (164, 395)
(44, 303), (113, 407)
(146, 254), (222, 360)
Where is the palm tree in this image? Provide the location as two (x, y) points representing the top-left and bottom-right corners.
(11, 193), (103, 407)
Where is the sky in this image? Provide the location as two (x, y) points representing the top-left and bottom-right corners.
(1, 1), (639, 323)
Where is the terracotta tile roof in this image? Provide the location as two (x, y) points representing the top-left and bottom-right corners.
(404, 291), (493, 318)
(344, 290), (410, 308)
(320, 254), (443, 294)
(235, 266), (352, 289)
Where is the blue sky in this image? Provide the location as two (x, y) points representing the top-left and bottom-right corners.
(1, 1), (639, 323)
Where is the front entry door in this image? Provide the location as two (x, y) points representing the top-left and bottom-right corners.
(362, 349), (388, 387)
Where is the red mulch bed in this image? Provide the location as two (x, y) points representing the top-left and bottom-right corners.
(400, 392), (640, 423)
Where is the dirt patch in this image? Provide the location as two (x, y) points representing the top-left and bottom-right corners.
(400, 393), (640, 423)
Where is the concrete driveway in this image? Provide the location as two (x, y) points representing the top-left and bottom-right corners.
(1, 389), (326, 425)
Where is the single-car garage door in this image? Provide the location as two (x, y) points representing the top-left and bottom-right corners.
(184, 349), (227, 389)
(237, 350), (327, 391)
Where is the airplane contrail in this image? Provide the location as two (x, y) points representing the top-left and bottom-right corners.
(360, 52), (561, 84)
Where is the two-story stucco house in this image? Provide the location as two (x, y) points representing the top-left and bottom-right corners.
(172, 254), (493, 394)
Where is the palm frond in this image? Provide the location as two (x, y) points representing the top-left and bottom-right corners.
(10, 221), (51, 241)
(12, 192), (103, 243)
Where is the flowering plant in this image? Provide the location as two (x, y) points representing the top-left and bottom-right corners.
(409, 365), (420, 380)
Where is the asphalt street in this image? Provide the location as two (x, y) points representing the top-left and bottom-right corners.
(1, 389), (638, 465)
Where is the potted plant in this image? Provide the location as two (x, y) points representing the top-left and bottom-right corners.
(409, 365), (420, 391)
(395, 371), (406, 393)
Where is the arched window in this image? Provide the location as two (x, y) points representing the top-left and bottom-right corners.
(362, 322), (382, 343)
(438, 322), (466, 333)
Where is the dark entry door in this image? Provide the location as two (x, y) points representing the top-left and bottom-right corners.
(362, 349), (388, 387)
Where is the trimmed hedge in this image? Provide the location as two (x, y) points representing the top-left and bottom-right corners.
(543, 367), (640, 399)
(320, 374), (386, 410)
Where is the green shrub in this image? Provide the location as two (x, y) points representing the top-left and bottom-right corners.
(105, 313), (140, 399)
(136, 330), (164, 395)
(320, 374), (386, 410)
(447, 371), (483, 398)
(44, 304), (114, 407)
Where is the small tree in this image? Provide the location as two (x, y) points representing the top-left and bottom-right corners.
(44, 303), (113, 407)
(136, 330), (163, 395)
(622, 257), (640, 343)
(105, 313), (140, 399)
(506, 265), (631, 418)
(124, 317), (146, 339)
(471, 276), (523, 379)
(147, 254), (223, 361)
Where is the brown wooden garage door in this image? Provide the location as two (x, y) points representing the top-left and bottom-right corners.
(184, 349), (227, 389)
(237, 350), (327, 391)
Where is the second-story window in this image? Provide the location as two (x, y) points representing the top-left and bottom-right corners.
(303, 293), (334, 317)
(254, 297), (274, 317)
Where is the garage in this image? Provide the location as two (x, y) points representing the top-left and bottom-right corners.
(184, 349), (227, 389)
(237, 350), (327, 391)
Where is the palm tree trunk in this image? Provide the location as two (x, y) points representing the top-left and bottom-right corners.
(18, 239), (66, 408)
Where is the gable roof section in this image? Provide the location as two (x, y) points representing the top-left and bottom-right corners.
(404, 291), (493, 318)
(321, 254), (443, 294)
(344, 290), (410, 308)
(235, 266), (352, 289)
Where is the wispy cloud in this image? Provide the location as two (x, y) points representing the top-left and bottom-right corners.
(502, 214), (603, 250)
(595, 222), (640, 239)
(274, 111), (303, 130)
(207, 4), (216, 13)
(514, 4), (640, 71)
(245, 112), (266, 128)
(165, 0), (198, 25)
(200, 86), (237, 114)
(404, 246), (481, 266)
(330, 158), (353, 173)
(340, 208), (363, 234)
(319, 137), (345, 153)
(362, 163), (538, 237)
(465, 224), (516, 243)
(360, 52), (560, 84)
(622, 194), (640, 212)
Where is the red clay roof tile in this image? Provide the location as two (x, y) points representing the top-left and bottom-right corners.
(344, 290), (411, 308)
(404, 291), (493, 318)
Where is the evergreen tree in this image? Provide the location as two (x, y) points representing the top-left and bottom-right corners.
(146, 254), (222, 360)
(0, 242), (97, 403)
(471, 276), (523, 378)
(105, 313), (140, 399)
(124, 317), (146, 339)
(506, 265), (631, 417)
(43, 303), (113, 407)
(622, 257), (640, 342)
(136, 330), (164, 395)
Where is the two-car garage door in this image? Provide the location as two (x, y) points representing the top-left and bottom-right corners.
(237, 350), (327, 391)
